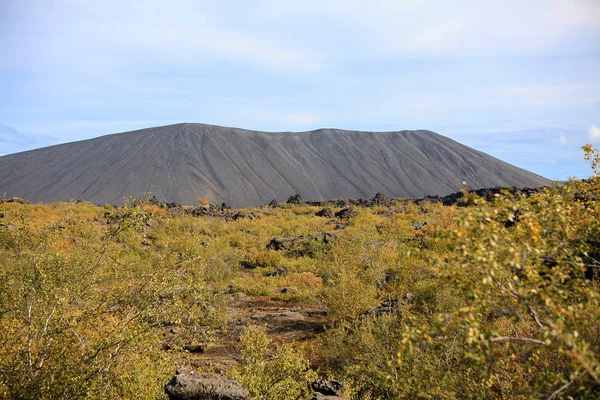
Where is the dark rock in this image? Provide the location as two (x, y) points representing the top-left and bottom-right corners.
(164, 369), (249, 400)
(503, 209), (521, 228)
(305, 309), (329, 316)
(332, 221), (345, 230)
(334, 199), (350, 208)
(417, 187), (544, 207)
(310, 394), (348, 400)
(312, 379), (344, 396)
(268, 199), (280, 208)
(291, 307), (329, 316)
(316, 208), (334, 218)
(374, 192), (387, 201)
(287, 194), (303, 204)
(0, 212), (4, 218)
(335, 208), (357, 220)
(266, 232), (337, 256)
(363, 299), (400, 317)
(266, 237), (297, 251)
(183, 344), (206, 353)
(411, 221), (427, 230)
(246, 213), (260, 221)
(265, 267), (287, 277)
(232, 212), (260, 221)
(223, 285), (237, 294)
(221, 202), (231, 210)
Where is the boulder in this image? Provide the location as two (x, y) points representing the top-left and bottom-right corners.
(316, 208), (334, 218)
(310, 379), (348, 399)
(266, 232), (337, 254)
(312, 379), (344, 396)
(164, 369), (249, 400)
(335, 208), (357, 220)
(287, 194), (303, 204)
(266, 237), (297, 251)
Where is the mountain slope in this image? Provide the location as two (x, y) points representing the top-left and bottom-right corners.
(0, 123), (550, 207)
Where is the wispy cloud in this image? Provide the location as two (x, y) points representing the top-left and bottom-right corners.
(0, 123), (57, 154)
(1, 0), (599, 180)
(589, 124), (600, 142)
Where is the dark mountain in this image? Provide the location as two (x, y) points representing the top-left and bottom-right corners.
(0, 123), (550, 208)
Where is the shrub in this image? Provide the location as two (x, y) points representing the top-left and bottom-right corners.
(228, 327), (317, 400)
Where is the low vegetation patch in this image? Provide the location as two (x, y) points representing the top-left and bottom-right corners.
(1, 147), (598, 399)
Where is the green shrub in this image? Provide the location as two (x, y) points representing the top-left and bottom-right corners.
(228, 326), (317, 400)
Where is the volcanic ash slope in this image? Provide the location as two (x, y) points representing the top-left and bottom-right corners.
(0, 123), (550, 207)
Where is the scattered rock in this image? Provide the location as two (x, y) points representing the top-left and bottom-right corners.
(287, 194), (303, 204)
(411, 221), (427, 230)
(310, 394), (348, 400)
(332, 221), (345, 230)
(0, 224), (16, 232)
(335, 208), (357, 220)
(316, 208), (334, 218)
(291, 307), (329, 316)
(164, 369), (249, 400)
(0, 212), (4, 218)
(265, 267), (287, 277)
(363, 299), (400, 317)
(251, 310), (305, 323)
(5, 197), (29, 204)
(266, 232), (337, 255)
(223, 285), (237, 294)
(334, 199), (350, 208)
(503, 209), (521, 228)
(312, 379), (344, 396)
(183, 343), (207, 353)
(266, 237), (297, 251)
(221, 202), (231, 210)
(268, 199), (280, 208)
(373, 192), (388, 203)
(418, 187), (543, 207)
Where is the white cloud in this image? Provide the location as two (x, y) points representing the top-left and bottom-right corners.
(2, 0), (599, 76)
(255, 0), (600, 57)
(589, 124), (600, 142)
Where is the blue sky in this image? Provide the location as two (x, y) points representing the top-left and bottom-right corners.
(1, 0), (599, 180)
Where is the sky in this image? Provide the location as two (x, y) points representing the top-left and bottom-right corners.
(1, 0), (599, 180)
